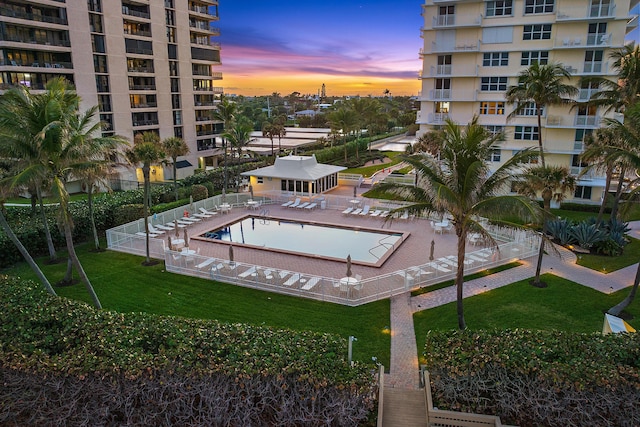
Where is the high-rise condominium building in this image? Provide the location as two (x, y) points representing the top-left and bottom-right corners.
(418, 0), (638, 205)
(0, 0), (223, 185)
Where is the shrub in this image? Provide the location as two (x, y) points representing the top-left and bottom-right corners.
(191, 184), (208, 201)
(545, 219), (575, 246)
(113, 203), (144, 225)
(568, 222), (608, 249)
(424, 329), (640, 426)
(0, 276), (378, 426)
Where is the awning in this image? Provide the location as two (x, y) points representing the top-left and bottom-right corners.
(175, 160), (193, 169)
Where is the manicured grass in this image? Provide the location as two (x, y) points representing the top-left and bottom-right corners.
(550, 208), (607, 222)
(6, 244), (390, 367)
(576, 236), (640, 272)
(344, 152), (402, 177)
(413, 273), (640, 364)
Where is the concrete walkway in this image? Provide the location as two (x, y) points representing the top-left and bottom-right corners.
(386, 221), (640, 390)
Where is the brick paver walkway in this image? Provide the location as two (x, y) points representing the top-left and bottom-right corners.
(386, 221), (640, 390)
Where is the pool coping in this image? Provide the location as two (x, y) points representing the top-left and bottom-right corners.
(191, 214), (411, 268)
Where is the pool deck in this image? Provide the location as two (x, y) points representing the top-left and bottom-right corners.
(164, 203), (466, 281)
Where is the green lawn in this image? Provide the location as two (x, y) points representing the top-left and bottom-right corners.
(5, 245), (390, 367)
(344, 152), (402, 177)
(576, 236), (640, 272)
(413, 273), (640, 364)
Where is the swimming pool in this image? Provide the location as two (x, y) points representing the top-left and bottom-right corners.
(201, 216), (407, 265)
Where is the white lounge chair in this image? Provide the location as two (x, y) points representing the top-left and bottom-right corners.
(238, 266), (257, 278)
(148, 224), (165, 235)
(379, 211), (390, 218)
(359, 205), (371, 215)
(283, 273), (300, 287)
(301, 277), (320, 290)
(351, 208), (363, 215)
(168, 221), (187, 228)
(281, 200), (294, 207)
(175, 219), (193, 226)
(180, 216), (201, 223)
(342, 207), (353, 215)
(196, 258), (216, 270)
(136, 231), (160, 238)
(304, 202), (317, 210)
(288, 198), (302, 208)
(154, 224), (174, 231)
(199, 207), (217, 216)
(369, 210), (382, 217)
(296, 202), (310, 209)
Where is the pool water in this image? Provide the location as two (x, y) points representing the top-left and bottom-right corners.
(202, 216), (404, 264)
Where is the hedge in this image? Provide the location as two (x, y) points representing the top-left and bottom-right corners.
(424, 329), (640, 427)
(0, 276), (378, 426)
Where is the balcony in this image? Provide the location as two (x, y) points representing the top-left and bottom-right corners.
(131, 102), (157, 109)
(575, 115), (600, 127)
(0, 6), (68, 25)
(0, 34), (71, 47)
(556, 4), (616, 21)
(121, 6), (150, 19)
(424, 64), (479, 78)
(578, 88), (599, 101)
(189, 20), (220, 34)
(427, 112), (450, 124)
(428, 89), (451, 100)
(129, 84), (156, 91)
(431, 13), (481, 28)
(582, 61), (608, 74)
(427, 40), (480, 54)
(132, 119), (158, 127)
(586, 33), (611, 47)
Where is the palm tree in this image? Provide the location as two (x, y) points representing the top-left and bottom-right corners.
(580, 127), (624, 223)
(0, 78), (79, 264)
(378, 118), (543, 330)
(222, 120), (253, 159)
(262, 121), (276, 156)
(70, 108), (129, 252)
(0, 193), (56, 296)
(125, 132), (165, 266)
(328, 108), (358, 162)
(162, 137), (189, 201)
(515, 165), (576, 287)
(211, 95), (237, 196)
(506, 63), (578, 167)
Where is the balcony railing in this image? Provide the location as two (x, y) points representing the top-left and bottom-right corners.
(432, 13), (481, 28)
(556, 4), (616, 20)
(428, 112), (450, 124)
(122, 7), (150, 19)
(429, 40), (480, 53)
(429, 89), (451, 100)
(586, 33), (611, 46)
(131, 102), (157, 108)
(575, 115), (600, 127)
(132, 119), (159, 127)
(124, 28), (151, 37)
(0, 6), (68, 25)
(582, 61), (607, 74)
(128, 66), (154, 73)
(129, 84), (156, 90)
(0, 35), (71, 47)
(578, 88), (599, 101)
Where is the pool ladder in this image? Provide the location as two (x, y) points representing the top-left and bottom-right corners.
(259, 208), (270, 224)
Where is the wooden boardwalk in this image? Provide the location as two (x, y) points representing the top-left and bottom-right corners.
(381, 388), (428, 426)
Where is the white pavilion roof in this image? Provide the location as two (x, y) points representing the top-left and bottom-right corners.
(240, 154), (346, 180)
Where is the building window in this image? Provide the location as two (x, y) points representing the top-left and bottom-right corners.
(483, 52), (509, 66)
(574, 186), (592, 200)
(483, 125), (504, 136)
(486, 149), (501, 162)
(584, 50), (604, 73)
(257, 177), (264, 184)
(174, 126), (183, 138)
(521, 51), (548, 66)
(480, 102), (505, 115)
(482, 27), (513, 44)
(575, 128), (593, 142)
(519, 102), (544, 116)
(480, 77), (508, 91)
(514, 125), (539, 140)
(524, 0), (554, 14)
(523, 24), (552, 40)
(572, 154), (588, 168)
(485, 0), (513, 17)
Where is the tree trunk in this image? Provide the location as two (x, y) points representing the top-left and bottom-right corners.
(88, 185), (100, 250)
(142, 164), (151, 264)
(610, 166), (626, 219)
(173, 158), (179, 202)
(532, 233), (545, 286)
(62, 217), (102, 309)
(0, 208), (56, 296)
(537, 108), (545, 167)
(344, 136), (348, 162)
(597, 167), (613, 224)
(37, 186), (57, 263)
(608, 261), (640, 316)
(455, 227), (467, 330)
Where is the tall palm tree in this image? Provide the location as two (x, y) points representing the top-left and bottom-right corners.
(515, 165), (576, 287)
(223, 120), (253, 159)
(378, 118), (543, 330)
(328, 108), (358, 162)
(70, 108), (129, 252)
(506, 63), (578, 167)
(0, 78), (79, 264)
(125, 132), (165, 266)
(261, 121), (276, 156)
(211, 95), (237, 196)
(0, 194), (56, 296)
(580, 127), (624, 223)
(162, 136), (189, 201)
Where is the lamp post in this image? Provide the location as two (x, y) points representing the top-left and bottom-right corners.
(348, 335), (357, 367)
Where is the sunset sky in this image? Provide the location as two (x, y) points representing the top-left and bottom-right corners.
(218, 0), (424, 97)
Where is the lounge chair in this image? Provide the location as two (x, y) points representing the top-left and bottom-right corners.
(199, 207), (218, 216)
(359, 205), (371, 215)
(136, 231), (160, 238)
(304, 202), (317, 210)
(369, 210), (382, 217)
(342, 207), (353, 215)
(154, 224), (174, 231)
(148, 224), (165, 235)
(175, 219), (193, 226)
(300, 277), (320, 290)
(238, 266), (257, 278)
(288, 198), (301, 208)
(379, 211), (390, 218)
(281, 200), (294, 207)
(180, 216), (201, 223)
(168, 221), (187, 228)
(351, 208), (363, 215)
(196, 258), (216, 270)
(296, 202), (310, 209)
(283, 273), (301, 287)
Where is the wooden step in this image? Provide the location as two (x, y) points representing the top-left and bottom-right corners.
(381, 387), (428, 427)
